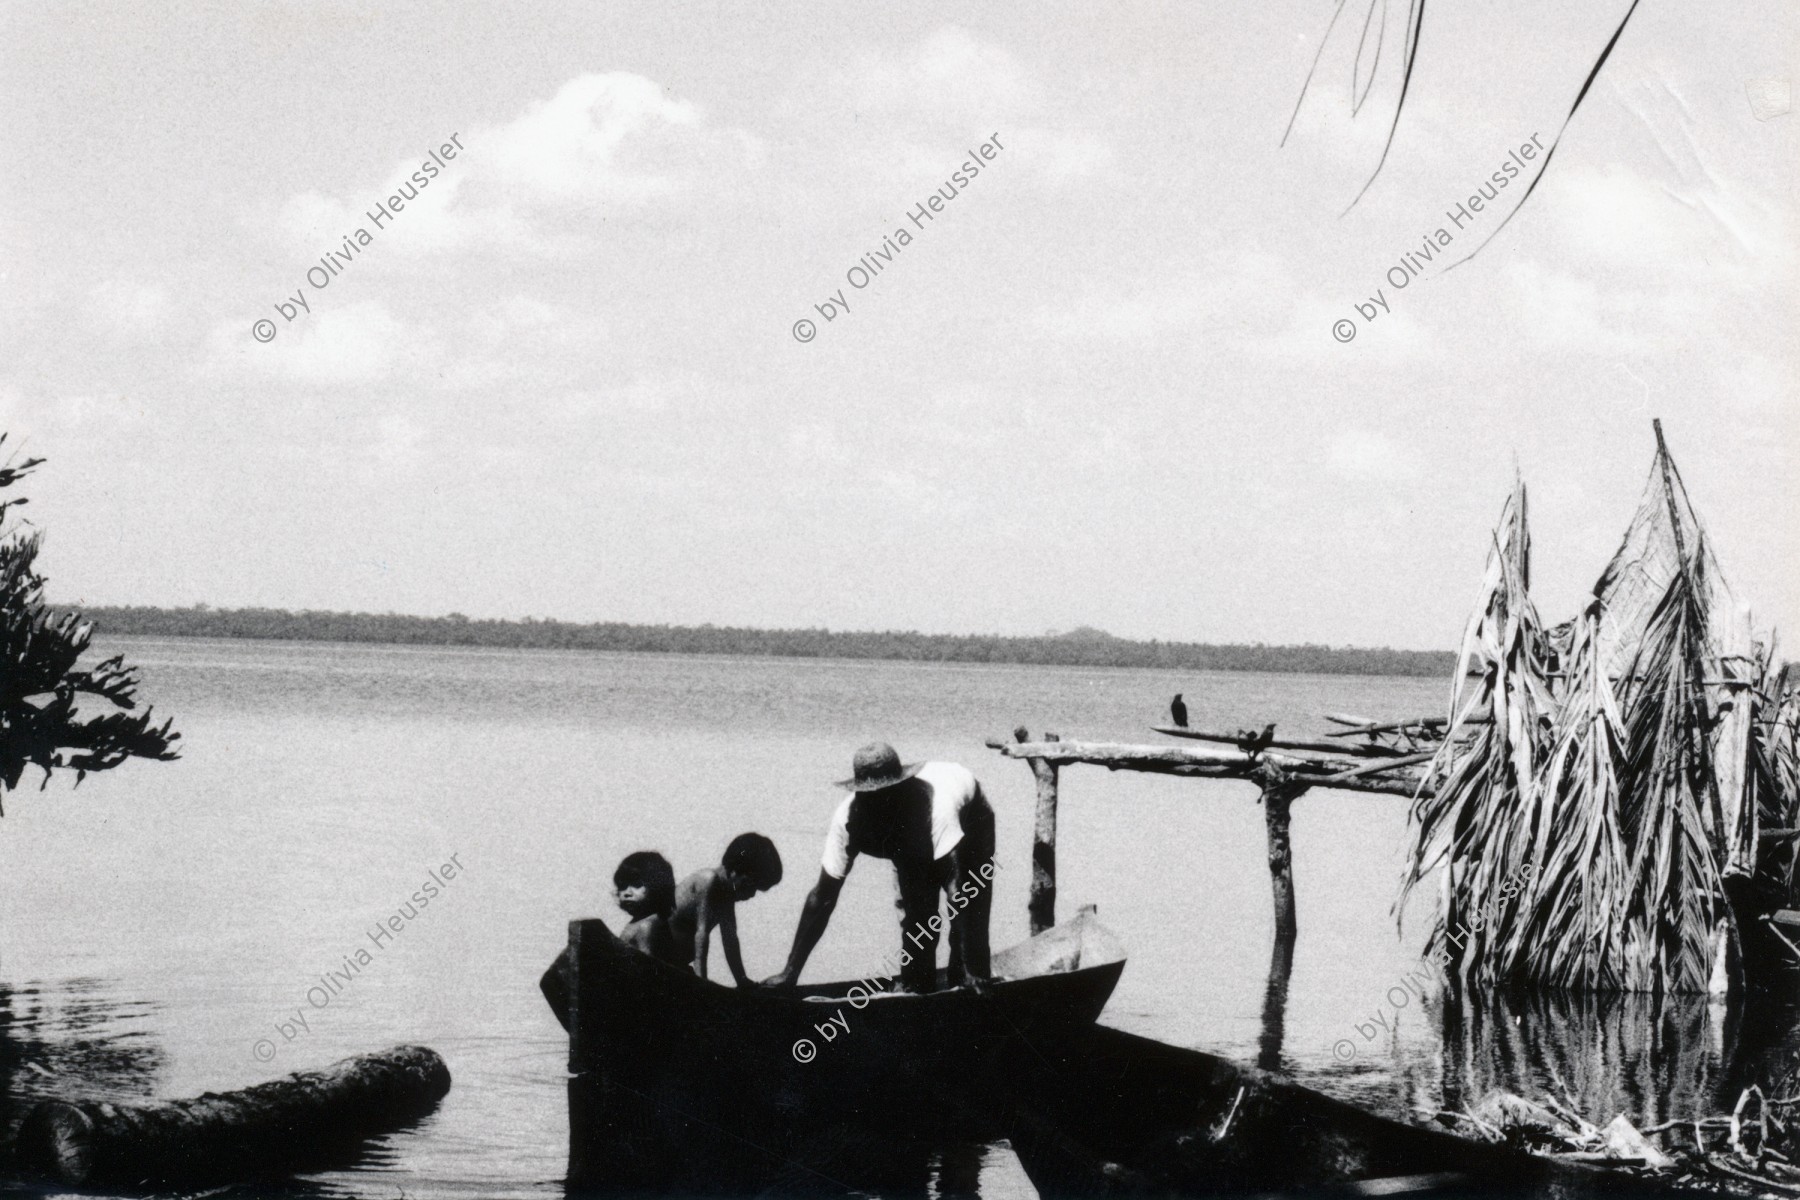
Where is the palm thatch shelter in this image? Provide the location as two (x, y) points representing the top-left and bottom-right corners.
(1399, 421), (1799, 996)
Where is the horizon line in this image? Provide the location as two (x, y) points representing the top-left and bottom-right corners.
(63, 601), (1454, 658)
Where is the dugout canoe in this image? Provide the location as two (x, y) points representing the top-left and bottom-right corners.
(541, 907), (1127, 1191)
(990, 1024), (1702, 1198)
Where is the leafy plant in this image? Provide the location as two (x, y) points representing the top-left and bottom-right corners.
(0, 436), (178, 812)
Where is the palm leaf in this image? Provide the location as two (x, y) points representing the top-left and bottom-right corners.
(1399, 478), (1553, 980)
(1504, 600), (1632, 990)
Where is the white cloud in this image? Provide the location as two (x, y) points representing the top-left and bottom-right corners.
(1551, 164), (1709, 263)
(477, 73), (704, 204)
(0, 386), (150, 439)
(1325, 429), (1420, 482)
(1033, 249), (1287, 342)
(278, 72), (763, 257)
(438, 296), (597, 392)
(199, 300), (437, 387)
(816, 27), (1114, 189)
(843, 26), (1037, 119)
(86, 280), (171, 340)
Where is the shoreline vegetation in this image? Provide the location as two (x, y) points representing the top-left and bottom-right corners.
(68, 604), (1454, 677)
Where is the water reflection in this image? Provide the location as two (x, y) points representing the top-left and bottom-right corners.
(1257, 929), (1295, 1073)
(564, 1130), (1019, 1199)
(0, 978), (165, 1140)
(1421, 984), (1800, 1126)
(0, 979), (434, 1197)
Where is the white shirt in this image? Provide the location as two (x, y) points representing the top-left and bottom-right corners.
(820, 760), (981, 880)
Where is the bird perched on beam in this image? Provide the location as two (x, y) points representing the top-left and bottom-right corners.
(1170, 694), (1188, 727)
(1236, 723), (1277, 756)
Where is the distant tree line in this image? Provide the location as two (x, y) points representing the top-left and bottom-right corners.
(65, 605), (1456, 678)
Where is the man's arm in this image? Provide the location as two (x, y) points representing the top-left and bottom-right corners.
(945, 845), (993, 986)
(761, 869), (844, 987)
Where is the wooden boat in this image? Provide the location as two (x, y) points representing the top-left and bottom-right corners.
(543, 909), (1712, 1196)
(988, 1024), (1698, 1198)
(541, 908), (1127, 1191)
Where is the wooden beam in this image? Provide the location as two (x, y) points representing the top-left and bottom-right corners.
(1153, 726), (1407, 757)
(1323, 714), (1449, 736)
(1317, 751), (1437, 784)
(985, 738), (1428, 797)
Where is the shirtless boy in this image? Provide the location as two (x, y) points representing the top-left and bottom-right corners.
(669, 833), (783, 986)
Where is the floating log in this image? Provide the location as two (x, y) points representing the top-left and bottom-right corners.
(986, 738), (1429, 798)
(16, 1044), (451, 1188)
(1154, 725), (1407, 757)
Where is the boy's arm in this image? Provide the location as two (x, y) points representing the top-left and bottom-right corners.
(691, 871), (726, 980)
(716, 888), (749, 987)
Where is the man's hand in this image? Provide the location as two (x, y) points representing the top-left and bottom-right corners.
(767, 871), (843, 992)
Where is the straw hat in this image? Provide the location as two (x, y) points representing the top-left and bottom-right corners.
(835, 742), (923, 792)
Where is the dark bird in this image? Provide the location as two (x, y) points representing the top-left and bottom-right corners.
(1170, 694), (1188, 727)
(1236, 723), (1277, 756)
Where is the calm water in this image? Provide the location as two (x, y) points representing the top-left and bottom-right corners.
(0, 638), (1792, 1197)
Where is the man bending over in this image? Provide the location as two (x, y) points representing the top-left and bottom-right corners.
(763, 742), (994, 994)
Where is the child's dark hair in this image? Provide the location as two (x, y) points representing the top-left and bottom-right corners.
(722, 833), (783, 890)
(613, 851), (676, 915)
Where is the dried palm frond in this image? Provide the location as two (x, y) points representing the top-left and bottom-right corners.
(1402, 424), (1775, 995)
(1501, 600), (1631, 990)
(1749, 672), (1800, 907)
(1283, 1), (1650, 255)
(1399, 479), (1554, 979)
(1593, 424), (1733, 682)
(1609, 539), (1725, 993)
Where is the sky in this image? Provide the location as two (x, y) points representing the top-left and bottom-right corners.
(1, 1), (1795, 651)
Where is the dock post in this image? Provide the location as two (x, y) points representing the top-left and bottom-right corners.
(1255, 771), (1306, 1073)
(1017, 727), (1061, 935)
(1257, 771), (1308, 944)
